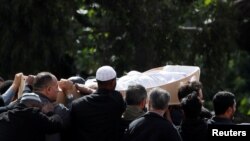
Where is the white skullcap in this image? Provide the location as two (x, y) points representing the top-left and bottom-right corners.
(96, 66), (116, 81)
(20, 93), (42, 104)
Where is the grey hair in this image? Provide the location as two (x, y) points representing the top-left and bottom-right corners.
(149, 87), (170, 110)
(125, 84), (147, 105)
(33, 72), (56, 91)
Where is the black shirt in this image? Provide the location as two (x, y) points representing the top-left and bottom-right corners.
(123, 112), (182, 141)
(70, 88), (126, 141)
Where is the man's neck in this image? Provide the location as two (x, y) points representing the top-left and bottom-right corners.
(216, 114), (232, 120)
(149, 109), (165, 117)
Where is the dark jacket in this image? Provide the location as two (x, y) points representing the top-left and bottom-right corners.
(0, 104), (14, 114)
(9, 90), (69, 141)
(123, 112), (182, 141)
(200, 106), (213, 119)
(70, 88), (126, 141)
(179, 118), (208, 141)
(0, 103), (62, 141)
(207, 116), (234, 125)
(0, 95), (4, 107)
(170, 105), (212, 126)
(121, 105), (146, 135)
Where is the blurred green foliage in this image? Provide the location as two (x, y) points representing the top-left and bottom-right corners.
(0, 0), (78, 78)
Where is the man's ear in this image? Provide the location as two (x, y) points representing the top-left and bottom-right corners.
(139, 99), (147, 109)
(45, 86), (53, 96)
(148, 100), (152, 110)
(225, 106), (233, 117)
(111, 79), (117, 89)
(46, 86), (51, 93)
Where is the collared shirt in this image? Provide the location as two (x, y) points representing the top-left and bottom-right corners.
(122, 105), (145, 121)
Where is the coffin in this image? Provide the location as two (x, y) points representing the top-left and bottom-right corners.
(115, 65), (200, 105)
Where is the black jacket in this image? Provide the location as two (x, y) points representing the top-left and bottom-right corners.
(179, 118), (208, 141)
(123, 112), (182, 141)
(207, 116), (234, 125)
(0, 103), (62, 141)
(70, 88), (126, 141)
(0, 95), (4, 107)
(170, 105), (212, 126)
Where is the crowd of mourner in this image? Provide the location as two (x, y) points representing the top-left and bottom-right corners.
(0, 66), (239, 141)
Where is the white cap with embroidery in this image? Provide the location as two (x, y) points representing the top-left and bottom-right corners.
(96, 66), (116, 81)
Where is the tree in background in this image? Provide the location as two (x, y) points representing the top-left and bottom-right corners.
(75, 0), (238, 96)
(0, 0), (78, 78)
(229, 0), (250, 118)
(1, 0), (250, 118)
(74, 0), (250, 118)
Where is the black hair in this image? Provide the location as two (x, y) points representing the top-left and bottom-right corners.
(178, 81), (202, 101)
(213, 91), (235, 115)
(181, 92), (202, 119)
